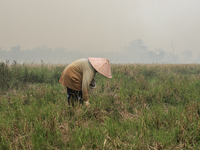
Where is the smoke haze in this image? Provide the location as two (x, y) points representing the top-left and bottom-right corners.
(0, 39), (199, 64)
(0, 0), (200, 63)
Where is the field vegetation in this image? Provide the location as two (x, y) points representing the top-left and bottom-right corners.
(0, 61), (200, 149)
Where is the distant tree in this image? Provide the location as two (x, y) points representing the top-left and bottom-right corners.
(124, 39), (148, 52)
(10, 45), (21, 61)
(179, 50), (193, 63)
(155, 49), (166, 62)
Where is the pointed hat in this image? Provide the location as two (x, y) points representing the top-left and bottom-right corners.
(88, 57), (112, 78)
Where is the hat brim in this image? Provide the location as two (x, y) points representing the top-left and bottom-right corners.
(88, 57), (112, 78)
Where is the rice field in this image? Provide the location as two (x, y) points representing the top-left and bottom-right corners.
(0, 61), (200, 149)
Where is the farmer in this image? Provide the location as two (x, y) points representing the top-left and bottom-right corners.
(59, 57), (112, 106)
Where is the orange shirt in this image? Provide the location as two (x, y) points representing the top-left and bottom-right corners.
(59, 58), (96, 101)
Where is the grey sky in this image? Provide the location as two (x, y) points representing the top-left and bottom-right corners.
(1, 0), (200, 56)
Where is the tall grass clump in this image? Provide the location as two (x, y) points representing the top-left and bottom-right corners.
(0, 61), (65, 92)
(0, 61), (11, 91)
(0, 62), (200, 149)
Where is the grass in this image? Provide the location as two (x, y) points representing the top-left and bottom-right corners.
(0, 61), (200, 149)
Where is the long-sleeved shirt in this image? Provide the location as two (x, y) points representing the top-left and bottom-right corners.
(59, 58), (96, 102)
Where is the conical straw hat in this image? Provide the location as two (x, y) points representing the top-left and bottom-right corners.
(88, 57), (112, 78)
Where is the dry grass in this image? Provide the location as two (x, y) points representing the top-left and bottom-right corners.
(0, 63), (200, 149)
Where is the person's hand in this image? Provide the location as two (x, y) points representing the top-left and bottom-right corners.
(85, 101), (90, 107)
(89, 78), (96, 89)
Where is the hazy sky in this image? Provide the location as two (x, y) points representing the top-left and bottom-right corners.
(1, 0), (200, 56)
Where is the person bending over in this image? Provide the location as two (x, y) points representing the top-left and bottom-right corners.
(59, 57), (112, 106)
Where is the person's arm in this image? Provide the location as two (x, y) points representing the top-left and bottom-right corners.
(82, 66), (96, 107)
(82, 71), (94, 102)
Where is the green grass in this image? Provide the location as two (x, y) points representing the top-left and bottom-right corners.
(0, 62), (200, 149)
